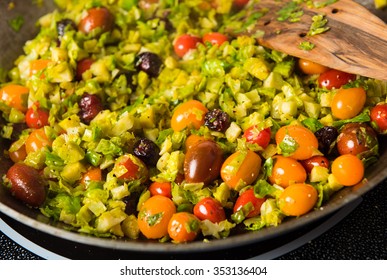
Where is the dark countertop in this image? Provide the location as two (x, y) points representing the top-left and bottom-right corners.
(1, 180), (385, 260)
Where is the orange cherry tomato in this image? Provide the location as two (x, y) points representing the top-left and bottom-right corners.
(331, 154), (364, 186)
(171, 100), (208, 132)
(25, 128), (52, 154)
(220, 150), (262, 190)
(78, 7), (114, 34)
(0, 84), (29, 112)
(185, 134), (207, 151)
(268, 155), (307, 188)
(203, 32), (228, 46)
(81, 167), (102, 185)
(298, 58), (329, 75)
(275, 125), (319, 160)
(331, 87), (366, 120)
(174, 34), (201, 58)
(29, 59), (51, 78)
(193, 197), (226, 223)
(9, 145), (27, 163)
(137, 195), (176, 239)
(149, 181), (172, 198)
(115, 154), (148, 182)
(167, 212), (200, 243)
(25, 103), (50, 129)
(233, 188), (266, 218)
(278, 183), (318, 216)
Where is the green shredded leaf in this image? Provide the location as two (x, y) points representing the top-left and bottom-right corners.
(299, 41), (315, 50)
(8, 15), (24, 32)
(307, 14), (330, 36)
(277, 1), (304, 22)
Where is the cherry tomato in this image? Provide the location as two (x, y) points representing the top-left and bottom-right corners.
(233, 189), (266, 218)
(203, 32), (228, 46)
(300, 155), (329, 173)
(25, 128), (52, 154)
(318, 69), (356, 89)
(220, 150), (262, 190)
(233, 0), (250, 9)
(80, 167), (102, 185)
(9, 144), (27, 163)
(336, 123), (378, 156)
(193, 197), (226, 223)
(275, 125), (319, 160)
(331, 87), (366, 120)
(185, 134), (207, 151)
(171, 100), (208, 132)
(278, 183), (318, 216)
(149, 181), (172, 198)
(78, 7), (114, 34)
(76, 58), (95, 81)
(137, 195), (176, 239)
(298, 58), (329, 75)
(184, 140), (223, 185)
(370, 103), (387, 133)
(115, 154), (148, 182)
(331, 154), (364, 186)
(25, 103), (50, 129)
(174, 34), (201, 58)
(29, 59), (51, 78)
(168, 212), (200, 243)
(243, 126), (271, 149)
(268, 155), (307, 188)
(0, 84), (29, 112)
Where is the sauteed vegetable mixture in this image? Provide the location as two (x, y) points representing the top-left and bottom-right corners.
(1, 0), (386, 243)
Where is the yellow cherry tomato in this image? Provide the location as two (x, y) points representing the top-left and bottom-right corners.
(171, 100), (208, 132)
(331, 154), (364, 186)
(0, 84), (29, 112)
(167, 212), (200, 243)
(268, 155), (307, 188)
(278, 183), (318, 216)
(29, 59), (51, 78)
(298, 58), (329, 75)
(137, 195), (176, 239)
(25, 128), (52, 154)
(331, 87), (366, 120)
(220, 150), (262, 190)
(275, 125), (319, 160)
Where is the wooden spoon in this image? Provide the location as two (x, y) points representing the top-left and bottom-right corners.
(236, 0), (387, 80)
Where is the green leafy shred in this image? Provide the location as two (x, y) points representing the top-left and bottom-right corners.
(307, 14), (330, 36)
(8, 15), (24, 32)
(277, 1), (304, 22)
(299, 41), (315, 50)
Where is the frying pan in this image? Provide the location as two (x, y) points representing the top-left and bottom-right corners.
(0, 0), (386, 254)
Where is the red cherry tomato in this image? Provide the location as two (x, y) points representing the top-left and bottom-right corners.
(149, 181), (172, 198)
(25, 103), (50, 129)
(370, 103), (387, 133)
(115, 154), (148, 182)
(78, 7), (114, 34)
(80, 167), (102, 185)
(203, 32), (228, 46)
(300, 155), (329, 173)
(233, 189), (266, 218)
(318, 69), (356, 89)
(174, 34), (201, 58)
(243, 126), (271, 149)
(76, 58), (95, 81)
(233, 0), (250, 9)
(193, 197), (226, 223)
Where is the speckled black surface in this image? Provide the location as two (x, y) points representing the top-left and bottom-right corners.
(1, 181), (385, 260)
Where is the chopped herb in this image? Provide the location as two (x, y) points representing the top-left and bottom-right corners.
(307, 14), (330, 36)
(277, 1), (304, 22)
(8, 15), (24, 32)
(279, 134), (299, 156)
(311, 0), (338, 8)
(146, 212), (163, 226)
(299, 41), (315, 50)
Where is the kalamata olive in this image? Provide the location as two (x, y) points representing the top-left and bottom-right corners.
(184, 140), (223, 185)
(315, 126), (339, 155)
(57, 19), (77, 38)
(135, 52), (163, 77)
(301, 155), (330, 173)
(204, 109), (231, 132)
(75, 58), (95, 81)
(337, 123), (378, 158)
(6, 163), (46, 207)
(78, 93), (104, 124)
(133, 138), (160, 166)
(78, 7), (114, 34)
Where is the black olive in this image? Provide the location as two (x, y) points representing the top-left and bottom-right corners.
(57, 19), (77, 38)
(204, 109), (231, 132)
(78, 93), (104, 124)
(315, 126), (339, 155)
(135, 52), (163, 77)
(133, 138), (160, 166)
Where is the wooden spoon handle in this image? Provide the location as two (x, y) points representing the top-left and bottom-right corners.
(244, 0), (387, 80)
